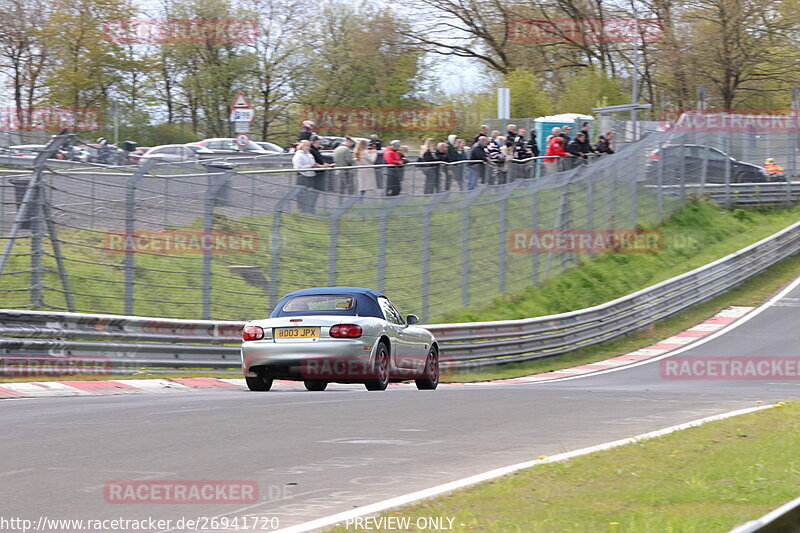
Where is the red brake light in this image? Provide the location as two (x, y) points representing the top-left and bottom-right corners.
(650, 154), (660, 161)
(329, 324), (362, 338)
(242, 326), (264, 341)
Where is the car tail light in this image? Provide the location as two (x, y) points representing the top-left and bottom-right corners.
(329, 324), (362, 338)
(649, 154), (660, 161)
(242, 326), (264, 341)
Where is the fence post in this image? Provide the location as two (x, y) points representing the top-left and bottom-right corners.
(268, 188), (300, 311)
(201, 169), (233, 319)
(29, 173), (44, 308)
(461, 196), (470, 307)
(657, 140), (665, 222)
(328, 195), (361, 286)
(123, 160), (155, 315)
(532, 185), (539, 285)
(421, 192), (449, 322)
(724, 131), (732, 208)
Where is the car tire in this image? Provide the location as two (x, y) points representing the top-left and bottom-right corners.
(415, 346), (439, 390)
(364, 342), (390, 391)
(245, 375), (273, 391)
(304, 380), (328, 391)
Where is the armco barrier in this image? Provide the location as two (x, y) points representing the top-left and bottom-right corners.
(1, 220), (799, 371)
(727, 495), (800, 532)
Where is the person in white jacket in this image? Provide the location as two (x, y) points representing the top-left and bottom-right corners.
(353, 139), (378, 195)
(293, 140), (322, 212)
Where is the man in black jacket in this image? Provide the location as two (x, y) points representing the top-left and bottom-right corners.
(472, 125), (489, 144)
(298, 120), (316, 141)
(467, 137), (489, 190)
(567, 132), (596, 162)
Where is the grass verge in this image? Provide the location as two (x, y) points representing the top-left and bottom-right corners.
(326, 401), (800, 533)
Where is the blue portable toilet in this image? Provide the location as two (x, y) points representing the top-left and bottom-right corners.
(534, 113), (594, 155)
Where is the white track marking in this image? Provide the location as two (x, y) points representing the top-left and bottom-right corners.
(276, 405), (776, 533)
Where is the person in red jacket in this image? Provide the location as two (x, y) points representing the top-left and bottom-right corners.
(545, 136), (570, 172)
(383, 140), (404, 196)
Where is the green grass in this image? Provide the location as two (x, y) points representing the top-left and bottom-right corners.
(326, 401), (800, 532)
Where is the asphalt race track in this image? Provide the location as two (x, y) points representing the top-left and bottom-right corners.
(3, 279), (800, 532)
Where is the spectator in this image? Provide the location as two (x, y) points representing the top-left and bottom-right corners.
(505, 124), (520, 150)
(566, 132), (595, 162)
(354, 139), (378, 195)
(489, 130), (501, 147)
(293, 140), (323, 212)
(580, 121), (591, 139)
(486, 136), (504, 185)
(369, 134), (383, 150)
(472, 124), (489, 144)
(419, 138), (439, 194)
(468, 136), (489, 190)
(446, 134), (462, 191)
(606, 132), (616, 153)
(492, 136), (511, 184)
(298, 120), (316, 141)
(764, 158), (785, 178)
(546, 127), (562, 145)
(516, 128), (533, 159)
(527, 128), (540, 157)
(309, 135), (334, 191)
(596, 135), (614, 155)
(383, 140), (404, 196)
(333, 137), (356, 195)
(428, 142), (450, 193)
(545, 135), (569, 173)
(561, 125), (572, 141)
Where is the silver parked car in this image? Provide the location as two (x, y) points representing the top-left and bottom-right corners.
(139, 144), (215, 164)
(241, 287), (439, 391)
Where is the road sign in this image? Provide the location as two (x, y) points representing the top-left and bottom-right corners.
(233, 121), (250, 134)
(230, 108), (254, 122)
(231, 92), (251, 109)
(234, 133), (250, 148)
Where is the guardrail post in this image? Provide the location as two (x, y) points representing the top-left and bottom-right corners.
(679, 136), (687, 204)
(498, 195), (507, 293)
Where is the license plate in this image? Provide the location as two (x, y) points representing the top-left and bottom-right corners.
(275, 327), (320, 339)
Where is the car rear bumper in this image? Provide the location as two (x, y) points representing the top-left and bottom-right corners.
(241, 337), (379, 379)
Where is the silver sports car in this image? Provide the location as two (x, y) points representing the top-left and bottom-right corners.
(240, 287), (439, 391)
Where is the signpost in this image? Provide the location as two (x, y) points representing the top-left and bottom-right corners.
(234, 133), (250, 148)
(230, 91), (253, 142)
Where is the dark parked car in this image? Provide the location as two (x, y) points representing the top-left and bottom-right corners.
(646, 144), (775, 184)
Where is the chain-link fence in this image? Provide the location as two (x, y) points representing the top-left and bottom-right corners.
(0, 126), (796, 323)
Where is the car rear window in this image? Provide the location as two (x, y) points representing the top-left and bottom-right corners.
(282, 295), (356, 313)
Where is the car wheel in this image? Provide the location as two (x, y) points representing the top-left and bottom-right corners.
(415, 346), (439, 390)
(304, 380), (328, 391)
(364, 342), (390, 391)
(245, 375), (273, 391)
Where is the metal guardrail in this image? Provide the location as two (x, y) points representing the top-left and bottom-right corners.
(1, 219), (799, 371)
(727, 495), (800, 532)
(652, 181), (800, 207)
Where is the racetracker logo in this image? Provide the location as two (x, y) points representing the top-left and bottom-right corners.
(509, 18), (662, 43)
(103, 19), (258, 43)
(300, 107), (456, 132)
(104, 481), (259, 504)
(0, 107), (101, 131)
(662, 109), (800, 132)
(661, 357), (800, 379)
(0, 356), (111, 377)
(103, 230), (260, 254)
(507, 229), (663, 253)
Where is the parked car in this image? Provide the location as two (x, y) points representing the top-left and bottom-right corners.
(646, 144), (775, 183)
(241, 287), (439, 392)
(254, 141), (283, 153)
(139, 144), (215, 164)
(192, 138), (272, 155)
(8, 144), (46, 157)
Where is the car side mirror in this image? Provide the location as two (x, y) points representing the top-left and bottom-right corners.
(406, 314), (419, 325)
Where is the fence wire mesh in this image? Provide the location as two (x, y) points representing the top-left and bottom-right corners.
(0, 127), (796, 322)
